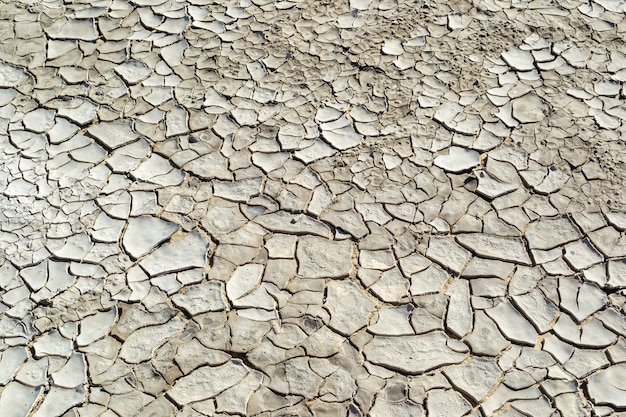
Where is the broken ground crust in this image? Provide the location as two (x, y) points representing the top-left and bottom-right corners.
(0, 0), (626, 415)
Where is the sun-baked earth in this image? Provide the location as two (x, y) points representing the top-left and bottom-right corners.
(1, 0), (626, 415)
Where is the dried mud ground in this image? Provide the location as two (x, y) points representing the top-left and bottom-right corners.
(1, 0), (626, 416)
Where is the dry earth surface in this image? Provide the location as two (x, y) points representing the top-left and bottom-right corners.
(1, 0), (626, 415)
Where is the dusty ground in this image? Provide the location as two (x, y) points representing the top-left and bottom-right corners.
(1, 0), (626, 415)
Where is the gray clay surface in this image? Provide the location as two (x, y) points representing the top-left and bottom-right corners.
(0, 0), (626, 415)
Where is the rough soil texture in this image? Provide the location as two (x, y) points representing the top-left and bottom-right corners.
(1, 0), (626, 415)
